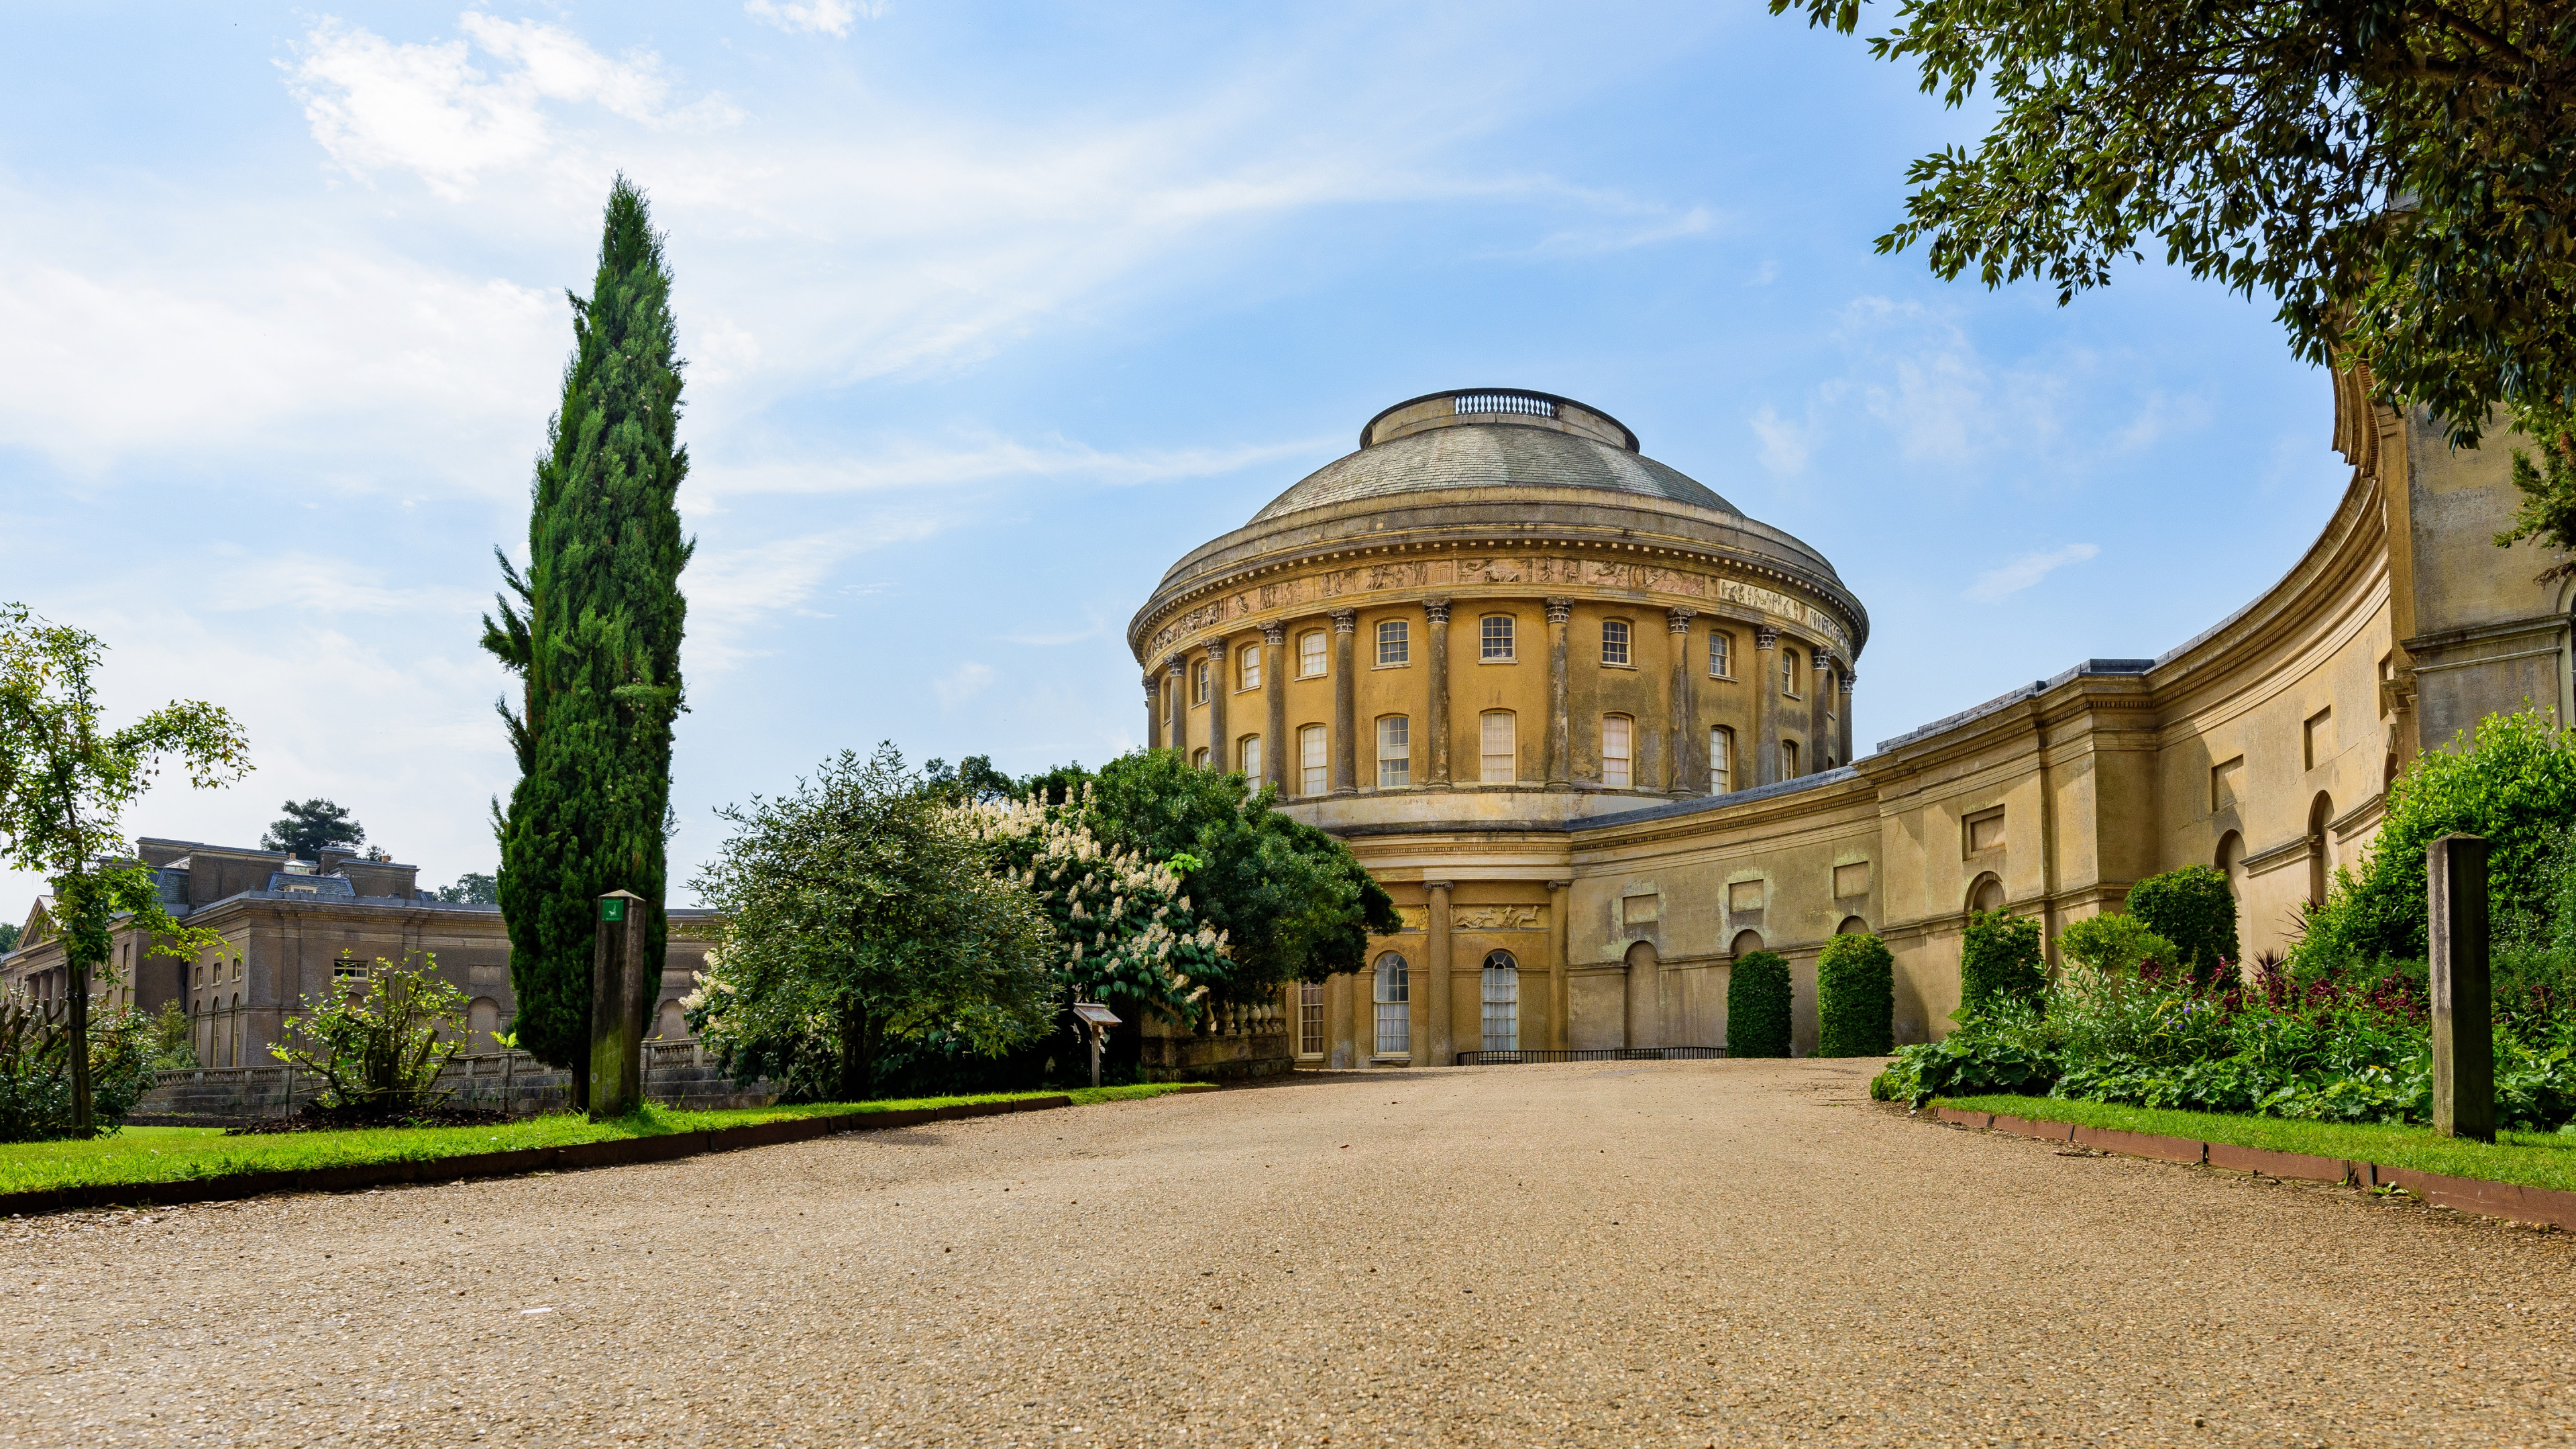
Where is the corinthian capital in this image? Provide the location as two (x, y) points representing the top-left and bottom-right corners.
(1544, 597), (1572, 625)
(1423, 596), (1452, 625)
(1666, 606), (1697, 634)
(1330, 608), (1356, 633)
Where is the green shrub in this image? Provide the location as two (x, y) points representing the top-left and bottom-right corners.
(2125, 865), (2239, 985)
(0, 999), (156, 1142)
(146, 1000), (196, 1071)
(2055, 913), (2180, 977)
(2300, 708), (2576, 969)
(272, 953), (470, 1116)
(1815, 933), (1895, 1057)
(1726, 951), (1792, 1057)
(1960, 910), (2045, 1015)
(1870, 1001), (2059, 1106)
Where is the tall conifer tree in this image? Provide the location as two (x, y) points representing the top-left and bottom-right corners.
(482, 176), (692, 1088)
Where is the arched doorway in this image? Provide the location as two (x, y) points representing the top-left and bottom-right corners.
(1373, 952), (1410, 1060)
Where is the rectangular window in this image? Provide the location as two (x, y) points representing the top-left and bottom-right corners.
(1240, 735), (1263, 780)
(1299, 630), (1327, 678)
(1709, 726), (1733, 794)
(1375, 957), (1410, 1057)
(1299, 981), (1325, 1057)
(1601, 619), (1631, 667)
(1376, 619), (1410, 667)
(1709, 630), (1731, 678)
(1377, 715), (1411, 788)
(1602, 715), (1632, 788)
(2211, 755), (2244, 811)
(1300, 724), (1328, 796)
(1480, 614), (1515, 661)
(1240, 645), (1261, 692)
(2304, 706), (2332, 769)
(1193, 746), (1210, 769)
(1782, 648), (1801, 698)
(1193, 660), (1211, 705)
(1782, 739), (1801, 778)
(1480, 711), (1516, 784)
(1481, 961), (1518, 1053)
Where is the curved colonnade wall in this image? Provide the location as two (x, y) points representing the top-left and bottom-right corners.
(1130, 383), (2571, 1067)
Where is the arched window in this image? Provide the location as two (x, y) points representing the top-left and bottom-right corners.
(1298, 981), (1325, 1057)
(1708, 630), (1732, 679)
(1238, 734), (1262, 780)
(1729, 929), (1764, 958)
(1373, 953), (1411, 1057)
(1480, 710), (1517, 784)
(1481, 614), (1515, 662)
(1782, 648), (1801, 697)
(1299, 630), (1328, 678)
(1782, 739), (1801, 778)
(2307, 792), (2337, 908)
(1192, 746), (1210, 770)
(1377, 619), (1410, 667)
(1481, 951), (1520, 1053)
(1239, 644), (1261, 692)
(1376, 714), (1411, 788)
(1837, 915), (1870, 935)
(1709, 726), (1735, 794)
(2216, 830), (2249, 959)
(469, 996), (502, 1044)
(1601, 619), (1631, 667)
(1601, 714), (1635, 787)
(1299, 724), (1328, 796)
(1969, 873), (2006, 914)
(1193, 659), (1211, 705)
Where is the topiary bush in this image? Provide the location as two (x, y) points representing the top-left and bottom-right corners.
(2055, 912), (2180, 978)
(1960, 909), (2045, 1016)
(2125, 865), (2239, 987)
(1816, 933), (1895, 1056)
(1726, 951), (1792, 1057)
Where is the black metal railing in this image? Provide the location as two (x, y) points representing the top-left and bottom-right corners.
(1452, 1046), (1727, 1066)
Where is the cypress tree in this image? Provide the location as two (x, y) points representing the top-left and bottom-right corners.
(482, 176), (691, 1093)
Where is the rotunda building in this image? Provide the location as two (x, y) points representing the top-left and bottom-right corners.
(1130, 388), (1868, 826)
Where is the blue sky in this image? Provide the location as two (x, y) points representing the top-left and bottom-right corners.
(0, 1), (2353, 911)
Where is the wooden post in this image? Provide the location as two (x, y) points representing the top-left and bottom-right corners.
(2429, 833), (2494, 1142)
(590, 890), (650, 1121)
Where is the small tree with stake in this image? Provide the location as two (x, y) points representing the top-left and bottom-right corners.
(0, 603), (250, 1135)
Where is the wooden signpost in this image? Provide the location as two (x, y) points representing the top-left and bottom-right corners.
(2428, 833), (2493, 1142)
(590, 890), (651, 1120)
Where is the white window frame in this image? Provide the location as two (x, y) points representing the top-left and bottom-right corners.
(1376, 619), (1410, 667)
(1479, 710), (1516, 784)
(1239, 734), (1262, 780)
(1239, 644), (1261, 692)
(1192, 745), (1210, 770)
(1299, 981), (1326, 1058)
(1782, 739), (1801, 778)
(1373, 953), (1411, 1057)
(1481, 951), (1519, 1053)
(1782, 647), (1801, 698)
(1377, 714), (1411, 788)
(1709, 629), (1732, 679)
(1601, 714), (1633, 788)
(1601, 619), (1631, 667)
(1193, 659), (1211, 705)
(1299, 630), (1328, 678)
(1709, 726), (1734, 795)
(1299, 724), (1328, 796)
(1480, 614), (1515, 662)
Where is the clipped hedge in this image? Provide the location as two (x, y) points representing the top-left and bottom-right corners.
(1816, 933), (1895, 1057)
(1960, 909), (2045, 1015)
(1727, 951), (1792, 1057)
(2125, 865), (2238, 986)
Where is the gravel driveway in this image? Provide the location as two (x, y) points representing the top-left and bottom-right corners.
(5, 1059), (2571, 1446)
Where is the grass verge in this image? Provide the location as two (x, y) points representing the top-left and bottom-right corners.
(0, 1083), (1207, 1198)
(1938, 1094), (2576, 1193)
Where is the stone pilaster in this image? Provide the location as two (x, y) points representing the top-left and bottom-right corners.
(1262, 621), (1287, 793)
(1203, 639), (1230, 771)
(1545, 597), (1573, 786)
(1424, 598), (1452, 787)
(1330, 609), (1358, 794)
(1839, 669), (1857, 765)
(1811, 647), (1836, 769)
(1548, 879), (1572, 1051)
(1424, 880), (1453, 1067)
(1666, 607), (1697, 794)
(1753, 627), (1780, 786)
(1165, 654), (1188, 759)
(1144, 680), (1163, 751)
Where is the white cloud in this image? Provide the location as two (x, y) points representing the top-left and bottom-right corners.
(745, 0), (877, 37)
(933, 662), (996, 709)
(1748, 404), (1810, 476)
(284, 14), (739, 199)
(1966, 543), (2100, 602)
(1523, 203), (1718, 258)
(692, 435), (1326, 500)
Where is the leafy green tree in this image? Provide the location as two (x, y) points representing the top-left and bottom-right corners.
(272, 952), (471, 1118)
(1772, 0), (2576, 486)
(1068, 750), (1399, 1002)
(482, 176), (693, 1089)
(1726, 951), (1794, 1057)
(1817, 933), (1896, 1057)
(684, 745), (1056, 1102)
(0, 602), (250, 1132)
(2054, 912), (2180, 977)
(921, 755), (1019, 804)
(2301, 708), (2576, 967)
(260, 799), (364, 859)
(1960, 909), (2046, 1016)
(2124, 865), (2241, 986)
(434, 871), (499, 905)
(0, 922), (17, 954)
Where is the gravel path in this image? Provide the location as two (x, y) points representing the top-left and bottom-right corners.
(5, 1059), (2572, 1446)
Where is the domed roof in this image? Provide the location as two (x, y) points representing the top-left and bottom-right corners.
(1248, 388), (1739, 524)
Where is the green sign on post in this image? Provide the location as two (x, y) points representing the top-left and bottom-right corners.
(600, 897), (626, 922)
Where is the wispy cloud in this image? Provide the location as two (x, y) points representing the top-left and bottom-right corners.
(694, 435), (1327, 500)
(1748, 404), (1810, 476)
(1966, 543), (2100, 602)
(933, 662), (996, 709)
(745, 0), (877, 37)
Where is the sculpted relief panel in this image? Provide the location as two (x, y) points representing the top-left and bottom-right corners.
(1148, 555), (1851, 657)
(1389, 904), (1551, 933)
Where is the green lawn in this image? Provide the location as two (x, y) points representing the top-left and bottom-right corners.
(0, 1083), (1203, 1198)
(1939, 1093), (2576, 1193)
